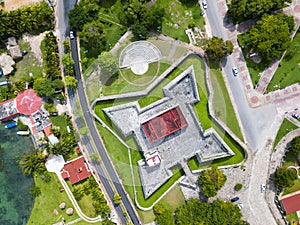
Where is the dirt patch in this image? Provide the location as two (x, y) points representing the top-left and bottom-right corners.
(22, 32), (46, 63)
(4, 0), (42, 11)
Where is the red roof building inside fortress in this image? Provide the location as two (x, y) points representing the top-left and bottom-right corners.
(142, 106), (188, 144)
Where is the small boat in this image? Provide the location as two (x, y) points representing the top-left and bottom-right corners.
(5, 122), (17, 129)
(17, 130), (30, 136)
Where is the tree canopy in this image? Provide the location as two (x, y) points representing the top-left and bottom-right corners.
(153, 202), (175, 225)
(175, 198), (249, 225)
(0, 2), (53, 43)
(98, 52), (118, 83)
(206, 36), (233, 62)
(247, 13), (294, 63)
(274, 167), (298, 189)
(290, 136), (300, 155)
(227, 0), (292, 24)
(198, 166), (227, 198)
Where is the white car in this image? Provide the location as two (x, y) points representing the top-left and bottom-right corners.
(70, 31), (74, 40)
(237, 203), (244, 209)
(261, 184), (266, 193)
(232, 67), (238, 76)
(202, 0), (207, 9)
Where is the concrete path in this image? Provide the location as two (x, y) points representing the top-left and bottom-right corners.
(56, 172), (104, 223)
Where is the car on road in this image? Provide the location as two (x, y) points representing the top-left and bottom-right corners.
(237, 203), (244, 209)
(261, 184), (266, 193)
(202, 0), (207, 9)
(232, 67), (238, 76)
(70, 31), (74, 40)
(231, 197), (239, 202)
(292, 114), (300, 119)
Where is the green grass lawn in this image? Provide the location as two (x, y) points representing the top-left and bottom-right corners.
(27, 173), (98, 225)
(50, 115), (69, 135)
(286, 212), (299, 224)
(151, 0), (204, 42)
(283, 179), (300, 196)
(273, 118), (299, 149)
(210, 63), (243, 141)
(267, 29), (300, 92)
(120, 62), (159, 85)
(283, 151), (299, 167)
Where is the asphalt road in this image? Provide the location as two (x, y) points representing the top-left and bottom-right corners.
(70, 38), (140, 225)
(55, 1), (140, 224)
(204, 1), (277, 151)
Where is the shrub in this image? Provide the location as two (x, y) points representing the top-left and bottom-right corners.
(234, 183), (243, 191)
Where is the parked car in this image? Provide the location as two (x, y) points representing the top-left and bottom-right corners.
(237, 203), (244, 209)
(0, 68), (3, 77)
(202, 0), (207, 9)
(22, 50), (28, 56)
(292, 114), (300, 119)
(70, 31), (75, 40)
(232, 67), (238, 76)
(231, 197), (239, 202)
(51, 112), (58, 116)
(261, 184), (266, 193)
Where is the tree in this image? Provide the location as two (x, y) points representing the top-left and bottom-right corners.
(274, 167), (298, 189)
(33, 77), (56, 97)
(62, 54), (75, 75)
(62, 40), (71, 53)
(98, 52), (118, 84)
(80, 21), (106, 49)
(227, 0), (292, 24)
(120, 0), (148, 26)
(175, 198), (249, 225)
(248, 13), (293, 63)
(29, 186), (41, 196)
(113, 193), (122, 205)
(65, 76), (78, 89)
(19, 149), (46, 176)
(198, 166), (227, 198)
(153, 202), (175, 225)
(206, 36), (233, 62)
(234, 183), (243, 191)
(132, 23), (149, 40)
(290, 136), (300, 155)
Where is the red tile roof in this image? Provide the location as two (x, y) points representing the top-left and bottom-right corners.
(63, 156), (91, 185)
(281, 191), (300, 214)
(44, 125), (52, 137)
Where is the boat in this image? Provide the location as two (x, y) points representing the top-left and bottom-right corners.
(17, 130), (30, 136)
(5, 122), (17, 129)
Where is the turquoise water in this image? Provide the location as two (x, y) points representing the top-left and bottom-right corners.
(0, 122), (35, 225)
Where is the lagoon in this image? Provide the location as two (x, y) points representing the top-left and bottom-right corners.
(0, 122), (35, 225)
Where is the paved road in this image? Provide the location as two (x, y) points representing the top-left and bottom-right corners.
(70, 37), (140, 225)
(204, 1), (281, 225)
(204, 0), (277, 152)
(55, 1), (140, 224)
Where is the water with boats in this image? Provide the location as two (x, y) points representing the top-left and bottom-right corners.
(0, 121), (35, 225)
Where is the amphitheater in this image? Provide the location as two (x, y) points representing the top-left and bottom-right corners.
(119, 41), (162, 75)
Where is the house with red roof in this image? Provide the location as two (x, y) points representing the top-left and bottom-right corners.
(61, 156), (92, 185)
(280, 190), (300, 214)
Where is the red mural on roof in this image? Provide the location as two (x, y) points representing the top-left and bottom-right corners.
(142, 106), (188, 144)
(15, 89), (42, 115)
